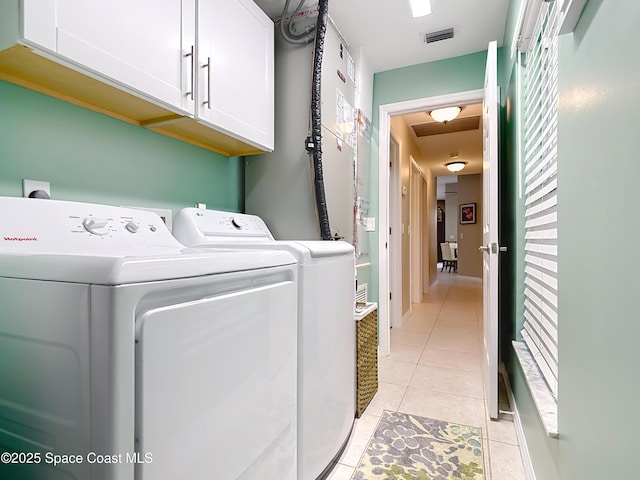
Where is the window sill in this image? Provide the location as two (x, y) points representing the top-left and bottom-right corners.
(512, 341), (559, 438)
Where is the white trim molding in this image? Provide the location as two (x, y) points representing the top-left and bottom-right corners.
(513, 342), (559, 438)
(558, 0), (588, 34)
(500, 363), (537, 480)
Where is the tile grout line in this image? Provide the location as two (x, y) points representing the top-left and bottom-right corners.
(393, 283), (445, 414)
(439, 275), (492, 480)
(404, 278), (450, 391)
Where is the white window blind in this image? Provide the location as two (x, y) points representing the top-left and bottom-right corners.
(520, 0), (560, 400)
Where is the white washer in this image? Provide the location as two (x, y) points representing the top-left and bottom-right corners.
(173, 208), (356, 480)
(0, 197), (298, 480)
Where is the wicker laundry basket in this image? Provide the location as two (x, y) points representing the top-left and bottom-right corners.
(355, 302), (378, 417)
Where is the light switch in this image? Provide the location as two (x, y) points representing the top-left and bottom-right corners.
(365, 217), (376, 232)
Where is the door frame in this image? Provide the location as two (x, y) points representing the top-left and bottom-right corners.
(388, 135), (403, 329)
(410, 157), (424, 304)
(378, 88), (485, 357)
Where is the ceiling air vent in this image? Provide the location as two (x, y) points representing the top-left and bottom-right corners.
(421, 28), (454, 45)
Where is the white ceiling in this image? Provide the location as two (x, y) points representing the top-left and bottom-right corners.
(254, 0), (511, 73)
(253, 0), (510, 184)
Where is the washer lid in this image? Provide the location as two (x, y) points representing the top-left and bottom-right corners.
(173, 208), (355, 262)
(291, 240), (354, 258)
(0, 197), (296, 284)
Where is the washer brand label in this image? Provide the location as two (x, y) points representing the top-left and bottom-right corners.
(3, 237), (38, 242)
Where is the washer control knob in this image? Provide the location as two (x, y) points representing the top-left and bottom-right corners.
(230, 217), (242, 229)
(125, 221), (139, 233)
(83, 217), (110, 236)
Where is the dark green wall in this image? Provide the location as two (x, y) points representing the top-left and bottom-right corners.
(500, 0), (562, 477)
(0, 80), (240, 215)
(502, 48), (562, 479)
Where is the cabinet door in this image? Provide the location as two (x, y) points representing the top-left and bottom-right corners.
(54, 0), (195, 114)
(21, 0), (57, 51)
(136, 280), (297, 479)
(197, 0), (274, 151)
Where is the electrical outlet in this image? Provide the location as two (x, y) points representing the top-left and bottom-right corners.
(23, 179), (51, 198)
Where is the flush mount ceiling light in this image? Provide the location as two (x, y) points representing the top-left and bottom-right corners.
(409, 0), (432, 18)
(430, 106), (461, 123)
(445, 161), (467, 173)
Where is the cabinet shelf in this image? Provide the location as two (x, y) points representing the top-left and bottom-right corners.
(0, 44), (268, 156)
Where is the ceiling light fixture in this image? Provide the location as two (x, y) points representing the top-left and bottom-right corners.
(430, 106), (462, 123)
(446, 161), (467, 173)
(409, 0), (432, 18)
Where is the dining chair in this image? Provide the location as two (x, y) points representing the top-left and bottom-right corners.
(449, 242), (458, 272)
(440, 242), (457, 273)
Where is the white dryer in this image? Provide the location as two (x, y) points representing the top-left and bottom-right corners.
(173, 208), (356, 480)
(0, 197), (298, 480)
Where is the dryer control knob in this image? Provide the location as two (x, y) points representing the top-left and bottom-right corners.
(231, 217), (242, 229)
(83, 217), (110, 236)
(125, 221), (139, 233)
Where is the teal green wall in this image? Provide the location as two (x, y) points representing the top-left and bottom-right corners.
(372, 52), (488, 111)
(556, 0), (639, 476)
(0, 80), (240, 215)
(370, 51), (490, 305)
(504, 0), (640, 479)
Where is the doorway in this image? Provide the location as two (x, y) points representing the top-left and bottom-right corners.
(377, 88), (485, 358)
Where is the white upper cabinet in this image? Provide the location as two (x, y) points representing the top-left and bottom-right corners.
(197, 0), (274, 151)
(21, 0), (57, 51)
(53, 0), (195, 114)
(7, 0), (274, 154)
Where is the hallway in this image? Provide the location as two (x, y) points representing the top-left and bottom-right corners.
(328, 271), (527, 479)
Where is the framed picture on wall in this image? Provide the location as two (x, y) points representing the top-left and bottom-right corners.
(460, 203), (476, 224)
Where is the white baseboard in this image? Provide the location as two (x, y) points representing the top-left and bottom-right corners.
(401, 308), (412, 325)
(500, 363), (536, 480)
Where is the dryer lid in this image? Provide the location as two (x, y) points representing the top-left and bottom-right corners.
(0, 197), (296, 284)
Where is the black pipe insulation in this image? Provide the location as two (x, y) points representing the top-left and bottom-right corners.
(306, 0), (332, 240)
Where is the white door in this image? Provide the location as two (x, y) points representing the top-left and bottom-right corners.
(482, 40), (500, 420)
(136, 279), (297, 480)
(197, 0), (274, 150)
(54, 0), (195, 113)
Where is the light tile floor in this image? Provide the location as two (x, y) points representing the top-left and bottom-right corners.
(327, 270), (527, 480)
